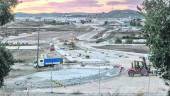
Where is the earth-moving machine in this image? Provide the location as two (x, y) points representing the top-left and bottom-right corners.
(128, 57), (151, 77)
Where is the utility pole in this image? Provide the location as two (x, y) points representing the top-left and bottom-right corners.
(36, 28), (40, 68)
(51, 61), (54, 93)
(98, 63), (101, 96)
(36, 17), (41, 68)
(51, 68), (53, 93)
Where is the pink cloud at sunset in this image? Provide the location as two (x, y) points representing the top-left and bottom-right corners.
(15, 0), (143, 13)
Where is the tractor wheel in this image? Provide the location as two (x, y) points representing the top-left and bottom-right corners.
(128, 71), (135, 77)
(141, 68), (149, 76)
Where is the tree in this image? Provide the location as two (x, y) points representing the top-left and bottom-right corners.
(126, 39), (133, 44)
(0, 0), (18, 87)
(0, 47), (14, 86)
(0, 0), (18, 26)
(104, 21), (108, 25)
(115, 38), (122, 44)
(140, 0), (170, 80)
(130, 18), (142, 26)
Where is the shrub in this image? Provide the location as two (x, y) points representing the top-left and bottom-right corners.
(115, 38), (122, 44)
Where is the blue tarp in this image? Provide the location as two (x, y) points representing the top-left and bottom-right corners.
(44, 58), (63, 65)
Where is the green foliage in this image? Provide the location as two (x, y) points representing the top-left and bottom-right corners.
(70, 42), (75, 49)
(141, 0), (170, 80)
(0, 46), (14, 86)
(126, 39), (133, 44)
(0, 0), (18, 87)
(104, 21), (108, 25)
(14, 59), (25, 63)
(44, 20), (70, 25)
(0, 0), (18, 26)
(115, 38), (122, 44)
(122, 36), (145, 39)
(96, 38), (104, 43)
(130, 18), (142, 26)
(85, 55), (90, 59)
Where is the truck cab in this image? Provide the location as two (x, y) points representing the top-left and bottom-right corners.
(33, 58), (46, 67)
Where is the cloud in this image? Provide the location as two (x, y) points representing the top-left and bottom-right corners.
(15, 0), (103, 13)
(106, 0), (143, 10)
(17, 0), (35, 2)
(107, 0), (140, 5)
(48, 0), (103, 8)
(97, 0), (126, 5)
(18, 0), (72, 3)
(14, 0), (142, 13)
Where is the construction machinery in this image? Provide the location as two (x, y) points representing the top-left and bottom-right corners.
(50, 44), (55, 51)
(128, 57), (150, 77)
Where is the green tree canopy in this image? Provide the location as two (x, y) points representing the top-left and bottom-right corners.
(0, 0), (18, 26)
(0, 47), (14, 86)
(0, 0), (18, 87)
(141, 0), (170, 80)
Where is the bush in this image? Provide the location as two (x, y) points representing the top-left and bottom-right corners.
(96, 38), (104, 43)
(115, 38), (122, 44)
(14, 59), (25, 63)
(122, 36), (145, 39)
(126, 39), (133, 44)
(85, 55), (90, 59)
(0, 47), (14, 87)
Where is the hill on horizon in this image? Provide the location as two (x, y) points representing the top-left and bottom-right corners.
(15, 10), (142, 18)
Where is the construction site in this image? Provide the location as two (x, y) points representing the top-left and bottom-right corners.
(0, 17), (169, 96)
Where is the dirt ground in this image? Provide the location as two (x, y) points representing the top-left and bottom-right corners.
(0, 21), (169, 96)
(94, 45), (149, 54)
(2, 70), (169, 96)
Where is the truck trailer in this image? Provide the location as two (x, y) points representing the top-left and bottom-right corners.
(34, 58), (63, 67)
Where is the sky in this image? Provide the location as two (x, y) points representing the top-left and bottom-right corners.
(15, 0), (143, 13)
